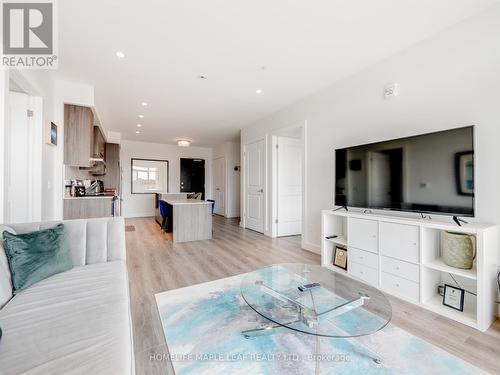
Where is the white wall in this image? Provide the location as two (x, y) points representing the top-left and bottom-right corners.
(213, 141), (241, 218)
(4, 70), (59, 222)
(0, 69), (8, 224)
(1, 70), (95, 222)
(120, 140), (213, 218)
(241, 6), (500, 254)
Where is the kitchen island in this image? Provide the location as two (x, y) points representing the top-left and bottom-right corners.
(163, 198), (212, 243)
(154, 193), (189, 225)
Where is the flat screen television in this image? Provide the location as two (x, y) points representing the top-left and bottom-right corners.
(335, 126), (474, 217)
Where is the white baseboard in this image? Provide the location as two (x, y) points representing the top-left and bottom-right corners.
(301, 241), (321, 255)
(124, 212), (154, 218)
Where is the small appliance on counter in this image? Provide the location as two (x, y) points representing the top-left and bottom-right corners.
(86, 179), (104, 195)
(74, 180), (86, 197)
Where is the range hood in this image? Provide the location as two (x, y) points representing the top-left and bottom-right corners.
(79, 159), (106, 175)
(79, 126), (106, 172)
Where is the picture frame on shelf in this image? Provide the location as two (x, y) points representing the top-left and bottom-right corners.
(333, 246), (347, 270)
(442, 284), (465, 311)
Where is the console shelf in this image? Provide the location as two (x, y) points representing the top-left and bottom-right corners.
(324, 264), (347, 274)
(423, 295), (477, 328)
(321, 209), (498, 332)
(423, 258), (477, 280)
(325, 235), (347, 247)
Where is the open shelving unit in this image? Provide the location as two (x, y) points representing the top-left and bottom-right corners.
(423, 258), (477, 280)
(324, 235), (347, 247)
(421, 265), (478, 327)
(423, 294), (477, 327)
(321, 209), (498, 332)
(321, 213), (347, 269)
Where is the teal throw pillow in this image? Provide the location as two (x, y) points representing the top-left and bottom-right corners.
(2, 224), (73, 294)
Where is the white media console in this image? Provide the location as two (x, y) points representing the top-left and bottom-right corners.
(321, 209), (498, 331)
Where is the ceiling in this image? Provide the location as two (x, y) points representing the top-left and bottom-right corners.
(55, 0), (498, 147)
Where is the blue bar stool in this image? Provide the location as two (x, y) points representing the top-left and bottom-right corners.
(207, 199), (215, 216)
(159, 200), (169, 231)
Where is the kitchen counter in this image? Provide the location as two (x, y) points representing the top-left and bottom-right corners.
(64, 195), (116, 200)
(163, 199), (211, 205)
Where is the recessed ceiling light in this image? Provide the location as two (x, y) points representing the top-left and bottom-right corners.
(256, 89), (263, 94)
(116, 51), (125, 58)
(141, 102), (148, 107)
(177, 139), (191, 147)
(138, 114), (144, 118)
(135, 130), (140, 134)
(137, 124), (142, 128)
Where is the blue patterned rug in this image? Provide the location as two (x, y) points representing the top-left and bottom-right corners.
(155, 271), (484, 375)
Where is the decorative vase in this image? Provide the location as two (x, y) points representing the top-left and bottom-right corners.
(441, 231), (475, 270)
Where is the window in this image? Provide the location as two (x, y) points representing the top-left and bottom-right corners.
(131, 159), (169, 194)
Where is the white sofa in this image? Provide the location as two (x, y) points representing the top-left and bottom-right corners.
(0, 217), (134, 375)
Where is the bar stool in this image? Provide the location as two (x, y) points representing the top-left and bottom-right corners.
(159, 200), (169, 232)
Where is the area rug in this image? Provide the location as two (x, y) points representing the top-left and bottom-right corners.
(155, 270), (485, 375)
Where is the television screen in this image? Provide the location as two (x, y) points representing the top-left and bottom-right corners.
(334, 126), (474, 216)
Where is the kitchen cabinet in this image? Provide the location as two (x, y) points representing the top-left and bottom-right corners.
(347, 217), (378, 253)
(64, 104), (93, 167)
(379, 222), (419, 263)
(102, 143), (121, 193)
(63, 197), (114, 220)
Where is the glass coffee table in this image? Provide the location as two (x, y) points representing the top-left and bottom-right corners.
(240, 264), (392, 372)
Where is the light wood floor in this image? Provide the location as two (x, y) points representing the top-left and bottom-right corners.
(126, 216), (500, 375)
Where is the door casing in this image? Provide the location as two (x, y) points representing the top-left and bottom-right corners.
(242, 138), (265, 233)
(213, 157), (226, 216)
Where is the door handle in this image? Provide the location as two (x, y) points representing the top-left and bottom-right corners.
(216, 188), (220, 191)
(258, 189), (264, 193)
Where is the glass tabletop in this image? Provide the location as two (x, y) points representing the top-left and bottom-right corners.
(240, 264), (392, 338)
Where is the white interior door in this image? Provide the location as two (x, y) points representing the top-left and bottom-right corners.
(245, 139), (265, 233)
(213, 157), (225, 216)
(367, 151), (391, 207)
(277, 136), (302, 236)
(6, 92), (32, 223)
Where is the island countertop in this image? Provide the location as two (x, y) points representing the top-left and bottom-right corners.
(163, 199), (212, 205)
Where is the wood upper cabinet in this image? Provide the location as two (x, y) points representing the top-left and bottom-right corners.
(93, 126), (106, 159)
(103, 143), (121, 193)
(64, 104), (93, 167)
